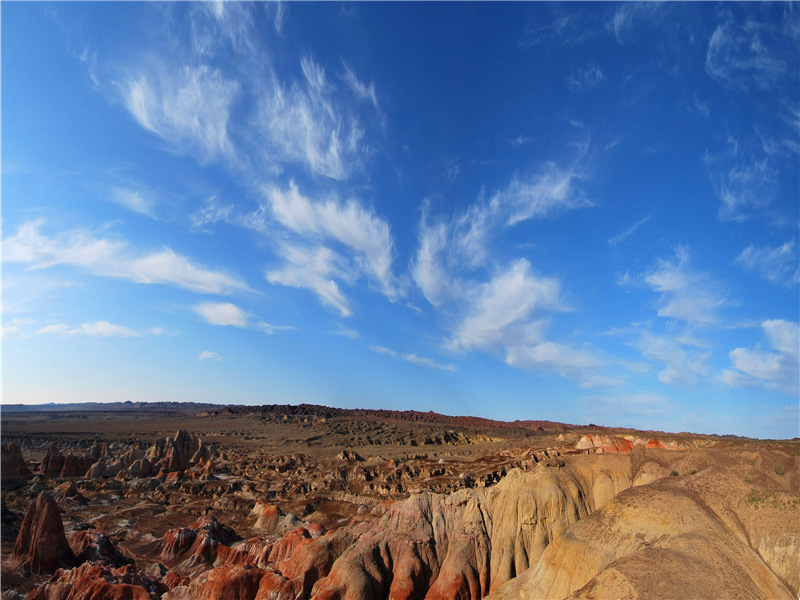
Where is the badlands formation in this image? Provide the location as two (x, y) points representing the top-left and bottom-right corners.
(1, 403), (798, 600)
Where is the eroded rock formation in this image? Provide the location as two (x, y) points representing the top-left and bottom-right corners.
(10, 493), (76, 574)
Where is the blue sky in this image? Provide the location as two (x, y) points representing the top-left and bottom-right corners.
(2, 2), (798, 438)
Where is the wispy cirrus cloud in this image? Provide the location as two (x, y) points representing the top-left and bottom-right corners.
(735, 239), (799, 287)
(369, 345), (457, 373)
(705, 152), (778, 222)
(721, 319), (799, 396)
(266, 244), (354, 317)
(409, 143), (604, 386)
(253, 55), (366, 181)
(329, 323), (360, 339)
(706, 13), (795, 91)
(492, 158), (589, 227)
(264, 182), (399, 300)
(632, 330), (710, 387)
(121, 62), (239, 164)
(3, 220), (247, 295)
(438, 259), (612, 387)
(567, 64), (605, 92)
(35, 320), (161, 338)
(341, 61), (378, 109)
(607, 2), (664, 45)
(110, 187), (157, 217)
(446, 259), (563, 352)
(412, 146), (591, 308)
(643, 245), (728, 326)
(609, 213), (653, 247)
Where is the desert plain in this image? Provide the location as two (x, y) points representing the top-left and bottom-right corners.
(1, 402), (798, 600)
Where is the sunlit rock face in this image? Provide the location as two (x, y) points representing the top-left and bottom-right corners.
(10, 492), (76, 575)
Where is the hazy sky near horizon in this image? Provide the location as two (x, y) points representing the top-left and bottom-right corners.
(2, 2), (798, 438)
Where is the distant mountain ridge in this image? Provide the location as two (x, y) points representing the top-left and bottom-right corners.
(1, 401), (575, 431)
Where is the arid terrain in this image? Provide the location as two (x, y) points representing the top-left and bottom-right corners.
(1, 403), (798, 600)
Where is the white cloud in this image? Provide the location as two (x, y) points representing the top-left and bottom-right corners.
(121, 62), (239, 164)
(447, 259), (563, 352)
(715, 157), (778, 222)
(0, 318), (37, 340)
(266, 244), (354, 317)
(608, 3), (663, 44)
(505, 341), (617, 388)
(341, 61), (378, 108)
(412, 153), (589, 308)
(330, 323), (360, 339)
(35, 320), (153, 338)
(491, 160), (589, 227)
(126, 250), (244, 294)
(634, 330), (710, 387)
(722, 319), (799, 396)
(510, 135), (529, 148)
(193, 301), (291, 335)
(3, 220), (246, 295)
(369, 345), (456, 372)
(735, 240), (798, 287)
(644, 245), (728, 325)
(110, 188), (156, 217)
(254, 56), (365, 180)
(411, 214), (455, 308)
(265, 182), (399, 300)
(567, 64), (605, 92)
(609, 213), (653, 247)
(193, 301), (248, 328)
(706, 15), (791, 91)
(198, 350), (221, 362)
(190, 196), (235, 229)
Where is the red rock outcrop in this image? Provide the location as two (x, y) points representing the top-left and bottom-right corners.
(39, 446), (97, 479)
(308, 462), (631, 600)
(160, 515), (238, 567)
(145, 429), (215, 474)
(52, 481), (88, 504)
(10, 492), (76, 574)
(163, 563), (265, 600)
(40, 445), (66, 478)
(28, 563), (164, 600)
(70, 529), (132, 567)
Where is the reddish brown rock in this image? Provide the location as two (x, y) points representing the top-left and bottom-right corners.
(70, 529), (132, 567)
(10, 492), (76, 574)
(40, 445), (66, 478)
(90, 441), (113, 459)
(28, 563), (164, 600)
(160, 515), (238, 567)
(1, 445), (25, 490)
(7, 441), (30, 475)
(164, 563), (264, 600)
(251, 502), (283, 531)
(147, 429), (209, 473)
(85, 460), (107, 478)
(52, 481), (87, 504)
